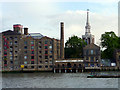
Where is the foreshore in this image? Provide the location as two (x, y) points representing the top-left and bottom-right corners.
(1, 69), (120, 73)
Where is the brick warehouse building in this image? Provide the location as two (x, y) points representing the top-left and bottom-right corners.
(1, 22), (64, 71)
(0, 33), (2, 71)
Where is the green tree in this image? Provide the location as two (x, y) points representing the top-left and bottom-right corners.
(101, 31), (120, 60)
(65, 35), (87, 58)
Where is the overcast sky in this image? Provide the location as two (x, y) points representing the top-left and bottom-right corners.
(0, 0), (119, 45)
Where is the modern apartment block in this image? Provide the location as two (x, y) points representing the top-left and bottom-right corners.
(1, 23), (64, 71)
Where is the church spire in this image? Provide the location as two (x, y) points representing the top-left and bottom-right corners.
(85, 9), (91, 34)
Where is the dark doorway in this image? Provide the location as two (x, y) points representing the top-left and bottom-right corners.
(62, 64), (65, 68)
(67, 63), (71, 68)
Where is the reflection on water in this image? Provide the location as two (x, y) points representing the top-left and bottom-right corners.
(2, 71), (119, 88)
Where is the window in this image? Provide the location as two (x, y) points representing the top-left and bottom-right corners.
(31, 66), (34, 68)
(39, 46), (41, 49)
(49, 60), (52, 64)
(7, 38), (9, 40)
(31, 41), (34, 44)
(4, 60), (7, 64)
(49, 46), (52, 49)
(86, 57), (88, 60)
(96, 50), (98, 55)
(24, 66), (27, 68)
(10, 41), (12, 45)
(90, 57), (94, 62)
(45, 56), (48, 59)
(62, 64), (65, 68)
(4, 52), (7, 55)
(50, 65), (53, 68)
(24, 56), (27, 59)
(15, 56), (17, 60)
(4, 47), (7, 50)
(39, 66), (42, 68)
(45, 46), (48, 49)
(10, 46), (13, 48)
(15, 37), (17, 40)
(96, 57), (98, 61)
(31, 46), (34, 49)
(86, 50), (88, 55)
(119, 55), (120, 60)
(10, 37), (13, 40)
(45, 65), (48, 68)
(57, 64), (60, 68)
(10, 46), (13, 51)
(4, 56), (7, 59)
(24, 61), (27, 64)
(74, 64), (76, 67)
(97, 64), (99, 67)
(85, 63), (88, 67)
(39, 51), (41, 53)
(31, 51), (34, 54)
(50, 56), (52, 58)
(4, 42), (7, 45)
(31, 61), (34, 64)
(24, 46), (27, 49)
(45, 51), (48, 54)
(50, 51), (52, 54)
(15, 46), (18, 50)
(57, 46), (59, 49)
(31, 56), (34, 59)
(45, 41), (48, 44)
(45, 60), (48, 63)
(10, 56), (13, 60)
(79, 64), (81, 68)
(90, 64), (94, 67)
(10, 61), (13, 64)
(15, 51), (17, 54)
(39, 56), (42, 58)
(50, 41), (52, 44)
(40, 61), (42, 63)
(15, 41), (17, 44)
(24, 51), (27, 54)
(15, 61), (18, 64)
(91, 50), (93, 55)
(10, 66), (14, 70)
(24, 41), (27, 45)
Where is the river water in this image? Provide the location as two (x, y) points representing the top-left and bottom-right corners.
(2, 71), (120, 88)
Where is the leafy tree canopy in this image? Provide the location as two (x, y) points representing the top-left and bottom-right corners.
(65, 35), (87, 59)
(101, 31), (120, 60)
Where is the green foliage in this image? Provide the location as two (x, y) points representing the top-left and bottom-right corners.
(65, 35), (87, 58)
(101, 31), (120, 60)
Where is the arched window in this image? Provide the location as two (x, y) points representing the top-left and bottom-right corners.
(67, 63), (71, 68)
(62, 64), (64, 68)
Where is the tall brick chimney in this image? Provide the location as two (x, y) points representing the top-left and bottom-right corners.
(60, 22), (64, 59)
(24, 28), (28, 35)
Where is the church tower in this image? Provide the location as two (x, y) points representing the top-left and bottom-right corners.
(82, 9), (94, 44)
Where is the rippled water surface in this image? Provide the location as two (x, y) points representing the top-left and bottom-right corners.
(2, 72), (119, 88)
